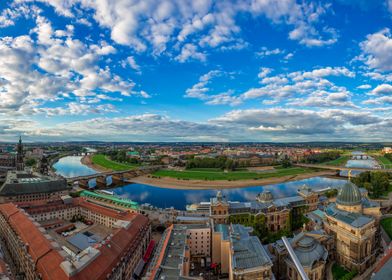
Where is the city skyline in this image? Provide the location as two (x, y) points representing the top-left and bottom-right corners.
(1, 0), (392, 142)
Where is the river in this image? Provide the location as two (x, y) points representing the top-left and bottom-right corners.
(54, 155), (348, 210)
(53, 155), (97, 178)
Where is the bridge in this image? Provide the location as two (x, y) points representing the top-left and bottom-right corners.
(66, 165), (164, 189)
(294, 163), (392, 173)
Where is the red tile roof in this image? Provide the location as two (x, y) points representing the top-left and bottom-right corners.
(0, 201), (149, 280)
(0, 203), (69, 280)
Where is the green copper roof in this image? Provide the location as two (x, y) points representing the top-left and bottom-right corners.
(80, 190), (139, 209)
(336, 181), (362, 206)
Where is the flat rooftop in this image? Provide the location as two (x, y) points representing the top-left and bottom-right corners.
(0, 171), (68, 196)
(46, 221), (113, 255)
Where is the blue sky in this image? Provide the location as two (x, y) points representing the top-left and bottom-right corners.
(0, 0), (392, 142)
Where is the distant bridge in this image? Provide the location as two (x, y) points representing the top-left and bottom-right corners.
(294, 163), (392, 173)
(66, 165), (164, 189)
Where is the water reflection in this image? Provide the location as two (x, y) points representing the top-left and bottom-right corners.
(54, 156), (97, 178)
(340, 151), (380, 176)
(110, 176), (347, 210)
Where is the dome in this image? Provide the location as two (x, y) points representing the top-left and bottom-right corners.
(336, 181), (362, 206)
(293, 236), (328, 268)
(257, 190), (273, 202)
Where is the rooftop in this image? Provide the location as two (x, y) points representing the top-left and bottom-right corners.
(336, 182), (362, 206)
(325, 203), (373, 228)
(230, 224), (272, 271)
(0, 201), (149, 280)
(0, 171), (68, 196)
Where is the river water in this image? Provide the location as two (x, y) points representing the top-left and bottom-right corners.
(54, 155), (348, 210)
(53, 156), (97, 178)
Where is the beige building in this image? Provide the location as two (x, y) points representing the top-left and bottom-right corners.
(212, 224), (274, 280)
(144, 224), (210, 280)
(324, 181), (380, 273)
(212, 224), (231, 274)
(0, 199), (151, 280)
(268, 230), (333, 280)
(210, 191), (229, 224)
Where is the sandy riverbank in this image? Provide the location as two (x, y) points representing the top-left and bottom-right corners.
(129, 170), (336, 190)
(81, 154), (111, 173)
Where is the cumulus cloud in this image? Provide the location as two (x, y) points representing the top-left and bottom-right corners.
(240, 66), (355, 106)
(0, 13), (148, 116)
(359, 28), (392, 71)
(15, 0), (338, 60)
(1, 108), (390, 142)
(184, 71), (241, 106)
(370, 84), (392, 95)
(357, 84), (372, 89)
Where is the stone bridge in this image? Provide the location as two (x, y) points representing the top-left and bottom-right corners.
(67, 165), (163, 189)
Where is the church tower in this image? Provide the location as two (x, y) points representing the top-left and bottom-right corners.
(16, 136), (24, 171)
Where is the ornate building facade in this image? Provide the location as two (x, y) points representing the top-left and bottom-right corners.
(324, 181), (380, 273)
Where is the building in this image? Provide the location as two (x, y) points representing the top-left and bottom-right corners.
(0, 137), (24, 172)
(210, 191), (229, 224)
(297, 185), (319, 212)
(229, 224), (273, 280)
(80, 190), (139, 212)
(324, 181), (380, 273)
(16, 136), (24, 171)
(212, 224), (231, 275)
(382, 147), (392, 154)
(0, 198), (150, 280)
(193, 190), (319, 234)
(0, 171), (69, 203)
(0, 154), (16, 171)
(267, 230), (333, 280)
(144, 223), (210, 280)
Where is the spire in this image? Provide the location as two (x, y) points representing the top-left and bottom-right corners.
(16, 136), (24, 171)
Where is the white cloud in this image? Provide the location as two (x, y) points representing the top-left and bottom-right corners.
(357, 84), (371, 89)
(1, 107), (391, 141)
(256, 47), (283, 58)
(370, 84), (392, 95)
(359, 28), (392, 71)
(0, 13), (149, 116)
(122, 56), (141, 72)
(16, 0), (338, 62)
(175, 43), (206, 62)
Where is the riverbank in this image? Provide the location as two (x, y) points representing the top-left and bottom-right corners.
(129, 170), (337, 190)
(81, 154), (111, 173)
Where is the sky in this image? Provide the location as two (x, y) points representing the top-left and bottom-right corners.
(0, 0), (392, 142)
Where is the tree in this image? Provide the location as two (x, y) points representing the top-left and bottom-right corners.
(352, 171), (391, 198)
(25, 158), (37, 167)
(281, 156), (292, 168)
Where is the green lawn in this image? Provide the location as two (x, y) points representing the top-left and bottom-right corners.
(153, 167), (315, 181)
(324, 156), (350, 166)
(332, 264), (348, 279)
(381, 217), (392, 239)
(377, 156), (392, 166)
(91, 154), (139, 171)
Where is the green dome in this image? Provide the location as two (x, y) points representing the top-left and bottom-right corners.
(336, 182), (362, 206)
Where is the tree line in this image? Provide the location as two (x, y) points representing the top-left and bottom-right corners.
(351, 171), (391, 198)
(185, 156), (241, 170)
(302, 151), (341, 164)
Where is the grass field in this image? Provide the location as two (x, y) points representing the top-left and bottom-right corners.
(91, 154), (139, 171)
(381, 217), (392, 239)
(332, 264), (350, 280)
(153, 167), (315, 181)
(324, 156), (350, 166)
(377, 156), (392, 166)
